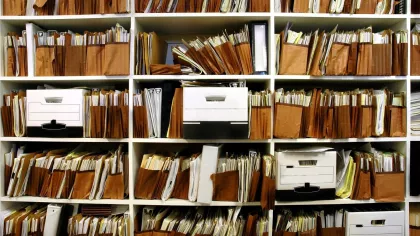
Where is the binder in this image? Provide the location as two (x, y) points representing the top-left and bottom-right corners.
(250, 22), (268, 75)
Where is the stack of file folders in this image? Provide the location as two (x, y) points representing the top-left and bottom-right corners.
(277, 0), (404, 13)
(335, 144), (405, 202)
(4, 31), (28, 76)
(411, 24), (420, 75)
(411, 91), (420, 135)
(136, 23), (268, 75)
(274, 88), (406, 139)
(4, 144), (128, 200)
(276, 24), (408, 76)
(1, 90), (26, 137)
(1, 204), (74, 236)
(3, 0), (130, 15)
(68, 206), (130, 236)
(249, 90), (272, 140)
(134, 146), (276, 209)
(273, 208), (318, 236)
(410, 205), (420, 235)
(84, 88), (129, 138)
(135, 0), (269, 12)
(134, 206), (269, 236)
(34, 23), (129, 76)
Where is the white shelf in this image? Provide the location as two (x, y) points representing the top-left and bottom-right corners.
(273, 13), (407, 19)
(132, 138), (271, 143)
(0, 76), (130, 82)
(0, 137), (130, 143)
(132, 199), (261, 206)
(275, 75), (407, 81)
(133, 75), (271, 81)
(273, 137), (407, 143)
(276, 199), (380, 205)
(0, 196), (130, 205)
(0, 14), (131, 20)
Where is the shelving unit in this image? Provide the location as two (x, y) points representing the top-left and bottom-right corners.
(0, 0), (416, 235)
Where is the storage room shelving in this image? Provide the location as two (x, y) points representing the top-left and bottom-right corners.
(0, 0), (417, 235)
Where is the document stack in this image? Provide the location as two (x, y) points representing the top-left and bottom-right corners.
(133, 88), (163, 138)
(276, 24), (408, 76)
(335, 144), (405, 202)
(274, 88), (406, 139)
(412, 24), (420, 75)
(273, 209), (318, 235)
(410, 205), (420, 235)
(412, 91), (420, 135)
(0, 90), (26, 137)
(135, 23), (268, 75)
(3, 0), (130, 15)
(135, 0), (269, 12)
(4, 144), (128, 200)
(134, 206), (269, 236)
(34, 23), (129, 76)
(276, 0), (404, 13)
(249, 90), (272, 140)
(68, 206), (130, 236)
(319, 209), (345, 235)
(4, 31), (27, 76)
(134, 146), (275, 207)
(1, 204), (74, 236)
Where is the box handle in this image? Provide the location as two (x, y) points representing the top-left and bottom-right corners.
(44, 97), (63, 103)
(42, 120), (66, 131)
(205, 96), (226, 102)
(294, 183), (320, 193)
(371, 220), (386, 225)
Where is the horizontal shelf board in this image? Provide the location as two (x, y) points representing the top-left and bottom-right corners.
(274, 13), (407, 19)
(132, 138), (271, 143)
(275, 75), (407, 81)
(0, 14), (131, 20)
(410, 136), (420, 141)
(132, 199), (261, 206)
(0, 137), (129, 143)
(410, 76), (420, 81)
(276, 199), (383, 206)
(407, 196), (420, 202)
(0, 76), (130, 83)
(133, 75), (271, 81)
(1, 196), (130, 205)
(135, 13), (271, 18)
(273, 137), (407, 143)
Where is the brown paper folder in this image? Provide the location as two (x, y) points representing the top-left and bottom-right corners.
(347, 42), (358, 75)
(357, 106), (372, 138)
(320, 228), (345, 236)
(388, 106), (406, 137)
(211, 171), (239, 201)
(354, 170), (372, 200)
(274, 104), (303, 138)
(401, 43), (408, 75)
(64, 46), (85, 76)
(133, 106), (149, 138)
(50, 170), (65, 198)
(412, 45), (420, 75)
(372, 172), (404, 202)
(103, 173), (124, 199)
(167, 88), (183, 139)
(293, 0), (310, 12)
(235, 43), (253, 75)
(356, 0), (377, 13)
(86, 45), (104, 75)
(279, 44), (308, 75)
(5, 165), (12, 193)
(261, 175), (275, 210)
(71, 170), (95, 199)
(300, 229), (317, 236)
(410, 227), (420, 236)
(326, 43), (350, 76)
(214, 42), (242, 75)
(249, 0), (269, 11)
(1, 106), (13, 137)
(35, 46), (55, 76)
(17, 47), (27, 76)
(356, 43), (372, 76)
(150, 64), (182, 75)
(249, 171), (261, 201)
(336, 105), (351, 138)
(104, 43), (129, 75)
(250, 107), (271, 140)
(90, 106), (106, 138)
(6, 47), (16, 76)
(153, 170), (169, 199)
(171, 169), (189, 200)
(372, 44), (392, 76)
(135, 168), (160, 199)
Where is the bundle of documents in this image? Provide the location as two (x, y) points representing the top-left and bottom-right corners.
(136, 23), (267, 75)
(34, 24), (130, 76)
(261, 154), (275, 210)
(1, 90), (26, 137)
(277, 0), (403, 13)
(135, 152), (202, 201)
(140, 88), (163, 138)
(412, 24), (420, 75)
(135, 206), (269, 236)
(412, 91), (420, 135)
(277, 23), (408, 76)
(167, 88), (183, 138)
(410, 205), (420, 233)
(4, 144), (128, 200)
(133, 90), (149, 138)
(1, 204), (73, 236)
(249, 90), (272, 140)
(68, 208), (130, 236)
(3, 0), (129, 15)
(273, 209), (317, 235)
(4, 31), (27, 77)
(84, 88), (129, 138)
(136, 0), (269, 12)
(336, 144), (405, 202)
(274, 87), (406, 139)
